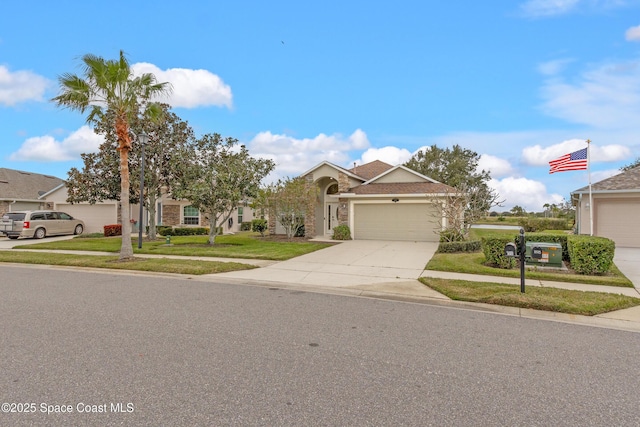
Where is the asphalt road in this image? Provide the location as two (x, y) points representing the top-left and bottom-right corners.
(1, 265), (639, 426)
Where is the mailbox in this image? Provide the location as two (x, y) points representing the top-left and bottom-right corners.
(504, 242), (518, 258)
(525, 242), (562, 267)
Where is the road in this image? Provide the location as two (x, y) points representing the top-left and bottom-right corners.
(1, 265), (639, 426)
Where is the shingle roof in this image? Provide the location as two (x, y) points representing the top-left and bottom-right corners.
(347, 182), (456, 195)
(0, 168), (64, 200)
(348, 160), (394, 180)
(573, 166), (640, 193)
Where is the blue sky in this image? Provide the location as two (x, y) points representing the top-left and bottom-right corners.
(2, 0), (640, 211)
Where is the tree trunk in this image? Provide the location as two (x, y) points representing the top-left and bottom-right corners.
(207, 216), (217, 245)
(119, 148), (134, 260)
(148, 192), (157, 240)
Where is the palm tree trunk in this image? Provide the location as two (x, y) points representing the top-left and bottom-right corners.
(119, 148), (134, 260)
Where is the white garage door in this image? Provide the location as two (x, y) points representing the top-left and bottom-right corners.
(354, 203), (440, 241)
(56, 203), (117, 234)
(596, 200), (640, 248)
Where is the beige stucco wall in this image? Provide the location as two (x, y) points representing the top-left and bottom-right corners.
(372, 168), (426, 184)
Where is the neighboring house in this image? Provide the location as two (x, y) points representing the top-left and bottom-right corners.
(571, 166), (640, 248)
(0, 168), (64, 216)
(42, 184), (258, 235)
(271, 160), (457, 241)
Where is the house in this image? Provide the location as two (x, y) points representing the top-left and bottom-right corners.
(271, 160), (457, 241)
(571, 166), (640, 248)
(0, 168), (64, 216)
(42, 183), (259, 235)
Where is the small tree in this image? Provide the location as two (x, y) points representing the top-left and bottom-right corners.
(171, 133), (275, 245)
(430, 182), (503, 242)
(258, 177), (318, 240)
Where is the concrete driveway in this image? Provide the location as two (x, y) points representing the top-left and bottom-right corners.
(0, 234), (75, 249)
(217, 240), (439, 288)
(614, 247), (640, 291)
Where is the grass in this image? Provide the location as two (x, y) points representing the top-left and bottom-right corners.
(0, 251), (255, 275)
(426, 251), (633, 287)
(14, 232), (334, 261)
(420, 277), (640, 316)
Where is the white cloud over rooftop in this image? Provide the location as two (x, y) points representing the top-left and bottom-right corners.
(0, 65), (50, 106)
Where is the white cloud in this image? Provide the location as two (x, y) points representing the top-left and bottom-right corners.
(357, 146), (413, 166)
(537, 58), (574, 76)
(625, 25), (640, 41)
(247, 129), (371, 177)
(9, 126), (103, 162)
(132, 63), (232, 109)
(0, 65), (50, 106)
(520, 0), (580, 17)
(489, 177), (565, 212)
(538, 59), (640, 128)
(522, 139), (630, 166)
(478, 154), (514, 178)
(520, 0), (634, 17)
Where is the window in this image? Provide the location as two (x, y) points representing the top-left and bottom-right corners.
(183, 206), (199, 225)
(237, 206), (243, 224)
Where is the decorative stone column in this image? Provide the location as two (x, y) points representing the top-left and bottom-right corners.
(303, 173), (316, 238)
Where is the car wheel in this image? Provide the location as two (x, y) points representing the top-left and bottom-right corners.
(8, 236), (18, 240)
(74, 224), (84, 235)
(34, 228), (46, 239)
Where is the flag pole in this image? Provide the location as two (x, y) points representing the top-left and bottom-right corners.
(587, 139), (593, 236)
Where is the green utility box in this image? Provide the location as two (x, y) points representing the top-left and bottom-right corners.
(525, 242), (563, 267)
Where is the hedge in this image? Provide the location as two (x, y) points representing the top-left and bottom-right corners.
(103, 224), (122, 237)
(481, 235), (517, 269)
(437, 240), (482, 253)
(567, 235), (615, 275)
(157, 226), (210, 236)
(518, 217), (571, 232)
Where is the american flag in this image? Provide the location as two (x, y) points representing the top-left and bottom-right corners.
(549, 147), (588, 174)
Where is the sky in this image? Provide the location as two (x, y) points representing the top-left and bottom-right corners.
(2, 0), (640, 212)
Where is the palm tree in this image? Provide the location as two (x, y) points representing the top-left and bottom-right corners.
(52, 50), (171, 260)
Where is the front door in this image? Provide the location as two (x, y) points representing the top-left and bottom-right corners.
(326, 203), (339, 235)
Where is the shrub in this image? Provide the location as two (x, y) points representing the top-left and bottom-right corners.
(437, 240), (482, 253)
(240, 221), (252, 231)
(251, 219), (268, 237)
(518, 217), (570, 232)
(157, 225), (173, 236)
(103, 224), (122, 237)
(439, 229), (465, 242)
(295, 224), (305, 237)
(567, 235), (615, 275)
(332, 225), (352, 240)
(158, 227), (209, 236)
(481, 235), (517, 269)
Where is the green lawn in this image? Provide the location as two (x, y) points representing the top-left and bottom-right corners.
(0, 251), (254, 275)
(426, 251), (633, 287)
(420, 277), (640, 316)
(15, 232), (334, 260)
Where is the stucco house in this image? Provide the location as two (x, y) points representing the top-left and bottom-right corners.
(571, 165), (640, 248)
(0, 168), (64, 216)
(42, 183), (258, 235)
(272, 160), (457, 241)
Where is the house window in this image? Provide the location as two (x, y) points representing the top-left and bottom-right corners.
(183, 205), (199, 225)
(237, 206), (243, 224)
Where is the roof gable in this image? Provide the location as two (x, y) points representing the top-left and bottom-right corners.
(0, 168), (64, 201)
(573, 166), (640, 194)
(364, 165), (440, 185)
(348, 160), (394, 180)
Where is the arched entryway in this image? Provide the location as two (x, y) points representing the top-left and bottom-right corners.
(324, 183), (339, 235)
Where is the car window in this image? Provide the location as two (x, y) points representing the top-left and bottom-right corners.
(4, 213), (26, 221)
(58, 212), (73, 220)
(45, 212), (59, 220)
(30, 213), (46, 220)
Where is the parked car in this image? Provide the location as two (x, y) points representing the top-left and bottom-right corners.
(0, 210), (85, 240)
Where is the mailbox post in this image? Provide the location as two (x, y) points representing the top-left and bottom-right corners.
(504, 228), (526, 293)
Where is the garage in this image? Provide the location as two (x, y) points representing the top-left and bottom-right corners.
(353, 202), (440, 241)
(596, 200), (640, 248)
(55, 203), (117, 234)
